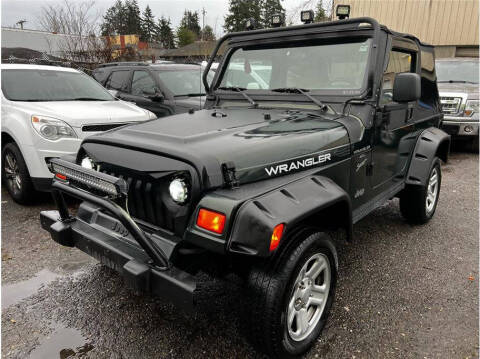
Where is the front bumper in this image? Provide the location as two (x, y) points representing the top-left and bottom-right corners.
(40, 181), (198, 310)
(441, 118), (479, 137)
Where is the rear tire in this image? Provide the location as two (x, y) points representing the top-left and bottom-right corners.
(400, 158), (441, 224)
(1, 143), (35, 204)
(246, 231), (337, 358)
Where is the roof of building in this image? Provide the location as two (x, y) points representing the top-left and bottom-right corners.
(159, 41), (226, 58)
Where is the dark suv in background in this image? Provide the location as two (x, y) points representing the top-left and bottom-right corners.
(92, 62), (213, 118)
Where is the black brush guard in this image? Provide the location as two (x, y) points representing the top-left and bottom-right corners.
(40, 180), (198, 311)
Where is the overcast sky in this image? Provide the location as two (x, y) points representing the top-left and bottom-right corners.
(1, 0), (321, 37)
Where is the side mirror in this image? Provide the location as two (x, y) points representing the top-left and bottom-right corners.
(393, 73), (421, 103)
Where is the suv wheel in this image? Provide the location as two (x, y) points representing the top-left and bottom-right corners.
(400, 158), (441, 224)
(246, 231), (337, 358)
(1, 143), (35, 204)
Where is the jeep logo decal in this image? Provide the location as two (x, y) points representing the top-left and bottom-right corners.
(265, 153), (331, 176)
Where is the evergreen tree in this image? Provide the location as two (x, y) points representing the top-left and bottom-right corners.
(314, 1), (329, 22)
(224, 0), (262, 32)
(179, 10), (201, 36)
(125, 0), (141, 34)
(101, 0), (128, 35)
(141, 5), (157, 42)
(200, 25), (216, 41)
(177, 27), (196, 47)
(261, 0), (285, 28)
(156, 17), (175, 49)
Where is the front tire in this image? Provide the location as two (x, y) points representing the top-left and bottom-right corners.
(246, 231), (337, 358)
(1, 143), (35, 204)
(400, 158), (441, 224)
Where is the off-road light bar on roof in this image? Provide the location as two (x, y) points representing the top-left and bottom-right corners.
(300, 10), (314, 24)
(271, 13), (285, 27)
(336, 4), (350, 20)
(50, 158), (127, 198)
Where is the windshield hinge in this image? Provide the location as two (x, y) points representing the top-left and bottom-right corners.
(222, 162), (239, 188)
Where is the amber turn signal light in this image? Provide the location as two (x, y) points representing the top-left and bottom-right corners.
(196, 208), (226, 234)
(269, 223), (285, 252)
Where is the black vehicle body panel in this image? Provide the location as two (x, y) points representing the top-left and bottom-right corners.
(42, 17), (449, 307)
(93, 64), (206, 118)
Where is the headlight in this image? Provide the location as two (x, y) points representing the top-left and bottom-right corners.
(31, 116), (77, 141)
(146, 110), (157, 120)
(465, 100), (479, 116)
(81, 156), (94, 170)
(169, 178), (188, 204)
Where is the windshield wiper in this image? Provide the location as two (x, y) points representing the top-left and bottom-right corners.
(271, 87), (327, 111)
(175, 93), (205, 97)
(438, 80), (478, 84)
(69, 97), (110, 101)
(217, 86), (258, 108)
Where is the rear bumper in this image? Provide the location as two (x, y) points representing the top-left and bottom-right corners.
(40, 181), (198, 311)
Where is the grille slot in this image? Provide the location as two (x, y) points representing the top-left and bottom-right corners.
(439, 96), (462, 114)
(100, 166), (187, 234)
(82, 123), (131, 132)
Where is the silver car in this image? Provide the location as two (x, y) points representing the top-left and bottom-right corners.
(436, 57), (479, 150)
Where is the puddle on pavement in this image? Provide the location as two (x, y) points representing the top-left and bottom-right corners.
(29, 323), (94, 359)
(2, 269), (61, 308)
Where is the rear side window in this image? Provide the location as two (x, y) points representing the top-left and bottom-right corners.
(381, 50), (414, 104)
(131, 71), (157, 96)
(106, 70), (130, 91)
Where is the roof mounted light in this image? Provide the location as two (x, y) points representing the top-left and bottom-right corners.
(271, 13), (285, 27)
(336, 4), (350, 20)
(245, 18), (256, 30)
(300, 10), (315, 24)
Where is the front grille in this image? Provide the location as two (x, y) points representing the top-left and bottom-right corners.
(100, 164), (191, 234)
(82, 123), (131, 132)
(439, 97), (462, 114)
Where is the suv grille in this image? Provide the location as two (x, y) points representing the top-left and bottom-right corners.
(82, 123), (130, 132)
(100, 165), (190, 234)
(439, 97), (462, 114)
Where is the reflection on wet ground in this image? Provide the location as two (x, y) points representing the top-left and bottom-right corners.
(29, 323), (93, 359)
(2, 269), (60, 308)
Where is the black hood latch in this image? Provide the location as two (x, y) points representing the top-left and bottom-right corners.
(221, 161), (239, 188)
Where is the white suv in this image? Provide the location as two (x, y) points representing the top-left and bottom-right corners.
(1, 64), (157, 204)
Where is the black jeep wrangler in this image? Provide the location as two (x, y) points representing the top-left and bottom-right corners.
(41, 16), (449, 358)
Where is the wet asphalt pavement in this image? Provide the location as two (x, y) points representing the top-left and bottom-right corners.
(1, 148), (478, 359)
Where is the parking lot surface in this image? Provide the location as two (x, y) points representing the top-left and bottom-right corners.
(1, 149), (478, 358)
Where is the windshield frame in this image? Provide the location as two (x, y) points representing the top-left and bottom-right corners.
(212, 36), (375, 101)
(1, 68), (115, 102)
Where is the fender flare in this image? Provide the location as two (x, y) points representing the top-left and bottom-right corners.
(226, 175), (352, 257)
(405, 127), (450, 186)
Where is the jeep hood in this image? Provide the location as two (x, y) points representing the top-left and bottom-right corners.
(438, 82), (479, 98)
(83, 108), (352, 187)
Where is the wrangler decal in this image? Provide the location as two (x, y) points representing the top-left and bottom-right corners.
(265, 153), (331, 176)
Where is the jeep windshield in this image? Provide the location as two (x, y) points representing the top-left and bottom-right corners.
(1, 69), (114, 102)
(217, 39), (372, 97)
(436, 60), (479, 84)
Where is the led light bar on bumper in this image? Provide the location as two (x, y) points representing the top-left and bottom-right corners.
(50, 158), (127, 198)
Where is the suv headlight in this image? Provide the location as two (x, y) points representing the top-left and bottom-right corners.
(31, 116), (77, 141)
(146, 110), (157, 120)
(464, 100), (479, 116)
